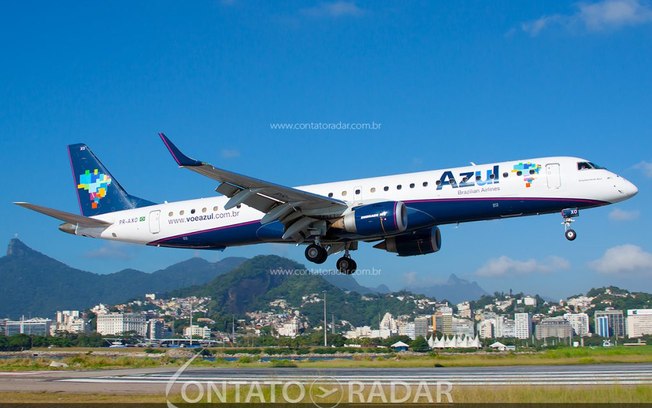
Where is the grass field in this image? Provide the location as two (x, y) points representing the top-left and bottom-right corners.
(0, 345), (650, 371)
(1, 385), (650, 404)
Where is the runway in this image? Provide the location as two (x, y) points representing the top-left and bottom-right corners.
(1, 364), (651, 394)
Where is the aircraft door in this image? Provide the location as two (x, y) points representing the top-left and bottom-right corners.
(546, 163), (561, 189)
(149, 210), (161, 234)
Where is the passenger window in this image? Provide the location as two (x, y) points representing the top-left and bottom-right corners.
(409, 183), (415, 188)
(328, 192), (333, 198)
(180, 210), (185, 215)
(436, 180), (442, 186)
(213, 206), (218, 211)
(490, 174), (495, 179)
(397, 185), (402, 190)
(502, 172), (509, 178)
(342, 191), (347, 196)
(191, 209), (196, 214)
(168, 211), (173, 217)
(355, 189), (360, 195)
(516, 171), (523, 176)
(202, 208), (207, 213)
(423, 182), (428, 187)
(370, 187), (376, 193)
(384, 186), (389, 191)
(475, 175), (481, 181)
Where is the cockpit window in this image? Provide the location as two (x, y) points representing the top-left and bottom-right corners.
(578, 162), (607, 171)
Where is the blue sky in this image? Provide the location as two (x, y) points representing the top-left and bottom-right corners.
(1, 1), (651, 300)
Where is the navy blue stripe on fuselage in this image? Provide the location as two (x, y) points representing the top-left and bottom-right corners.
(146, 197), (609, 249)
(404, 197), (608, 225)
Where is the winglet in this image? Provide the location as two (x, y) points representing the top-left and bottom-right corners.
(159, 133), (203, 167)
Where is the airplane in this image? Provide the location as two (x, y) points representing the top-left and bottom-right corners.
(15, 134), (638, 274)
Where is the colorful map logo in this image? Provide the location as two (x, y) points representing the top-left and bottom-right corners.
(78, 169), (112, 209)
(512, 162), (541, 188)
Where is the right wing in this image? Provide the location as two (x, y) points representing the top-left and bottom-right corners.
(159, 133), (349, 241)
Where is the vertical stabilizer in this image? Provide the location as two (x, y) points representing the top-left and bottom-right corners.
(68, 144), (155, 216)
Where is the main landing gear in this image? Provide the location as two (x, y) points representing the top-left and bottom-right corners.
(304, 242), (358, 274)
(336, 250), (357, 275)
(305, 243), (328, 264)
(561, 208), (579, 241)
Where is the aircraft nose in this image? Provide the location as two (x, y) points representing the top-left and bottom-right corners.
(620, 177), (638, 199)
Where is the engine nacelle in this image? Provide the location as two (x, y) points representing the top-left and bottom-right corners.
(374, 226), (442, 256)
(333, 201), (408, 236)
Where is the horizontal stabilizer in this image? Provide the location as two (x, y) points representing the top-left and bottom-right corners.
(14, 202), (112, 228)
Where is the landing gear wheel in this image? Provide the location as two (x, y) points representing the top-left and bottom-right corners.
(305, 244), (328, 264)
(561, 208), (579, 242)
(336, 256), (357, 275)
(565, 229), (577, 241)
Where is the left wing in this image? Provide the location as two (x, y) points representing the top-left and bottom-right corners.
(159, 134), (348, 241)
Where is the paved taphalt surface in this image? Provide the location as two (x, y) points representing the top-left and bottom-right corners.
(1, 363), (651, 394)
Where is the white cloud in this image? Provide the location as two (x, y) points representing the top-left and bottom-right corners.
(403, 271), (418, 286)
(590, 244), (652, 275)
(220, 149), (240, 159)
(301, 1), (365, 18)
(634, 161), (652, 178)
(476, 255), (570, 277)
(609, 208), (640, 221)
(85, 243), (134, 260)
(521, 0), (652, 36)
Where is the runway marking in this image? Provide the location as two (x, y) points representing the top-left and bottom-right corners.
(0, 371), (52, 376)
(60, 369), (652, 387)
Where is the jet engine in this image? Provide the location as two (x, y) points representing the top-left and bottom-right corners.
(332, 201), (408, 236)
(374, 226), (441, 256)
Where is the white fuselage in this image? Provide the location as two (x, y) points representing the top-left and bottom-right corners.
(82, 156), (637, 249)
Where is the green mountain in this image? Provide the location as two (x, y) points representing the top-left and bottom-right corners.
(585, 286), (652, 311)
(172, 255), (429, 328)
(0, 239), (245, 318)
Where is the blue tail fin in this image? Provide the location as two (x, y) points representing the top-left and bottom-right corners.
(68, 143), (156, 216)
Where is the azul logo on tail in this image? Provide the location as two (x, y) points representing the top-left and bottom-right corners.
(78, 169), (112, 209)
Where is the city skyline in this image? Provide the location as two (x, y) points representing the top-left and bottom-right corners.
(1, 1), (651, 299)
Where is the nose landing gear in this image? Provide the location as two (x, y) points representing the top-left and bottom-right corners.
(561, 208), (579, 241)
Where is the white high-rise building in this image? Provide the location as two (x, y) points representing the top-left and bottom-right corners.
(457, 302), (472, 319)
(514, 313), (532, 339)
(414, 317), (430, 339)
(452, 317), (475, 338)
(184, 325), (211, 339)
(399, 322), (416, 340)
(563, 313), (590, 337)
(627, 309), (652, 338)
(96, 313), (146, 336)
(3, 318), (52, 336)
(53, 310), (87, 334)
(478, 319), (495, 339)
(146, 319), (165, 340)
(502, 318), (516, 338)
(380, 313), (398, 334)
